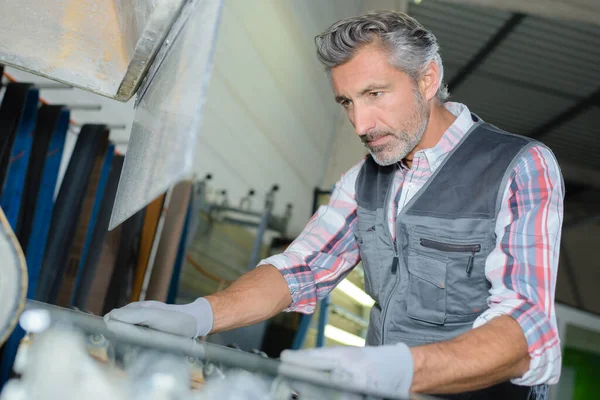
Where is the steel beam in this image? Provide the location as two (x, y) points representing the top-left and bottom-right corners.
(444, 61), (586, 103)
(448, 13), (525, 92)
(439, 0), (600, 27)
(528, 88), (600, 140)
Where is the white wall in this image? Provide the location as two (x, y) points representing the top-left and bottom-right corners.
(193, 0), (363, 234)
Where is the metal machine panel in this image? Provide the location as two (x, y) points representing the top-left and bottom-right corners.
(0, 0), (185, 101)
(109, 0), (223, 229)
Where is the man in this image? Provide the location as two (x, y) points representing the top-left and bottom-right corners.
(106, 10), (563, 399)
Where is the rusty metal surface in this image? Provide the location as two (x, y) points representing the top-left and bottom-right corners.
(0, 0), (184, 101)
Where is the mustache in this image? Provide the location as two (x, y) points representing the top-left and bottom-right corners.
(361, 131), (393, 144)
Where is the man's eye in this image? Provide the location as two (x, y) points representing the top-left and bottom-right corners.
(370, 91), (382, 98)
(341, 100), (351, 108)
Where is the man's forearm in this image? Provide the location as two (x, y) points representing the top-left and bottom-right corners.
(205, 265), (292, 333)
(410, 315), (530, 394)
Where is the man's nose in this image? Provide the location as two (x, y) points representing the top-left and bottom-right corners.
(352, 105), (376, 137)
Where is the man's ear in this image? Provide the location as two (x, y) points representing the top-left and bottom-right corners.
(418, 60), (440, 102)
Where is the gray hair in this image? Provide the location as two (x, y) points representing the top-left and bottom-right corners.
(315, 10), (449, 103)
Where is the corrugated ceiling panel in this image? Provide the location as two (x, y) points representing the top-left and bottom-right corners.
(402, 0), (600, 173)
(554, 15), (600, 37)
(450, 73), (574, 136)
(480, 17), (600, 97)
(409, 0), (510, 81)
(540, 108), (600, 169)
(409, 0), (510, 22)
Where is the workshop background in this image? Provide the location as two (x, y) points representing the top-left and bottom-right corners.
(1, 1), (599, 399)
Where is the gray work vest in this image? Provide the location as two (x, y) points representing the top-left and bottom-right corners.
(355, 116), (551, 399)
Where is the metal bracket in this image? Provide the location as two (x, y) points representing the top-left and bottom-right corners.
(135, 0), (199, 108)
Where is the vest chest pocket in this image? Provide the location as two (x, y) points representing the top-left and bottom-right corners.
(419, 239), (480, 276)
(406, 253), (448, 325)
(418, 237), (489, 321)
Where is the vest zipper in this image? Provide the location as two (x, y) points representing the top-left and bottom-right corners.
(420, 238), (481, 277)
(378, 122), (485, 346)
(391, 240), (399, 275)
(419, 238), (481, 254)
(380, 163), (400, 346)
(381, 238), (400, 344)
(466, 251), (475, 277)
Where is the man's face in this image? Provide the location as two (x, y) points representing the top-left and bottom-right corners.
(330, 44), (430, 166)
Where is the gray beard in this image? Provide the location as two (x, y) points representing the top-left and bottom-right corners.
(367, 94), (430, 167)
(368, 121), (427, 166)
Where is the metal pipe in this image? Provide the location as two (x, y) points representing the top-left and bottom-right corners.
(291, 314), (313, 350)
(216, 206), (262, 218)
(246, 185), (278, 271)
(70, 123), (128, 130)
(64, 104), (102, 111)
(215, 189), (229, 208)
(22, 300), (423, 400)
(246, 209), (270, 270)
(110, 139), (130, 144)
(107, 124), (128, 130)
(279, 203), (293, 235)
(316, 296), (330, 347)
(221, 217), (262, 229)
(34, 83), (73, 90)
(23, 300), (279, 375)
(330, 304), (369, 328)
(239, 189), (255, 210)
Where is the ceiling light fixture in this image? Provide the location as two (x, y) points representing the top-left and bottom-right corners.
(324, 325), (366, 347)
(335, 279), (375, 307)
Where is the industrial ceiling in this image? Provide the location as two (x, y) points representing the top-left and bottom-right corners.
(409, 0), (600, 315)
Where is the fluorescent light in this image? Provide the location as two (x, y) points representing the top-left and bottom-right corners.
(324, 325), (365, 347)
(335, 279), (375, 307)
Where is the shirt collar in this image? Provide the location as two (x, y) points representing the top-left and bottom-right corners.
(401, 102), (475, 172)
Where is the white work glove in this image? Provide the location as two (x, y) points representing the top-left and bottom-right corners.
(104, 298), (214, 339)
(280, 343), (414, 399)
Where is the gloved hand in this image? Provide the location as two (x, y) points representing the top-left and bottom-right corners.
(103, 298), (214, 339)
(280, 343), (414, 398)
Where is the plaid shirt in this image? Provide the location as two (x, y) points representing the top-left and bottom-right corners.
(260, 102), (563, 386)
